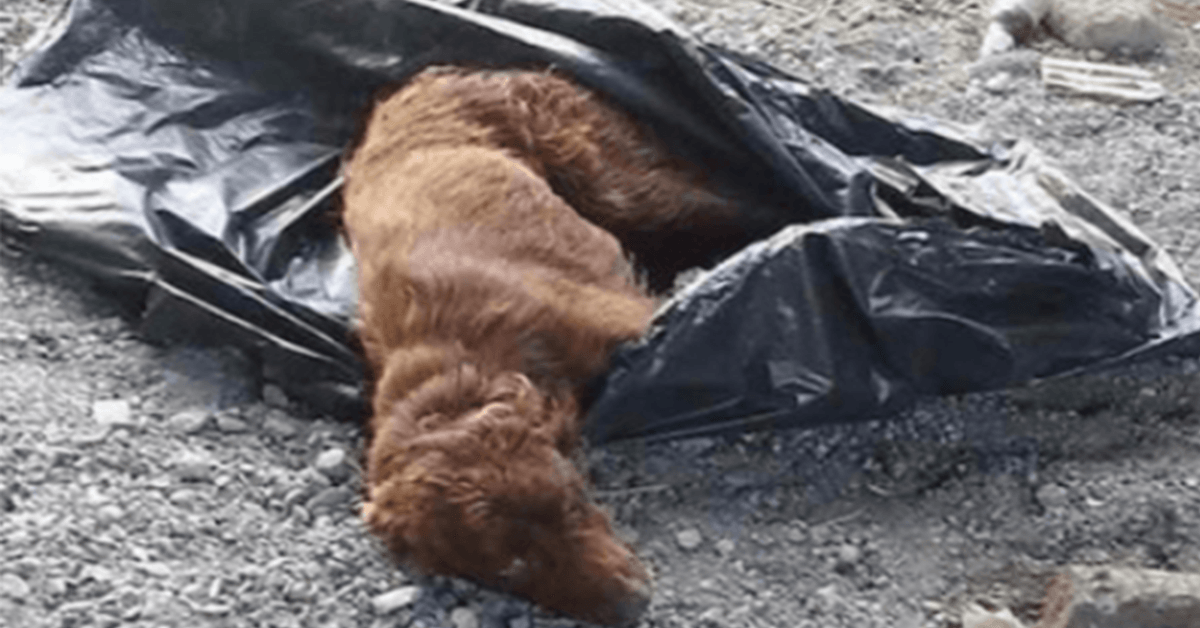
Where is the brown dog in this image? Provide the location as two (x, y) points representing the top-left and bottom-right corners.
(342, 66), (739, 624)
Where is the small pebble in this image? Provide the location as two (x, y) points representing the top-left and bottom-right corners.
(263, 384), (290, 408)
(72, 425), (111, 446)
(676, 437), (717, 457)
(676, 528), (703, 550)
(698, 607), (723, 624)
(45, 578), (68, 597)
(0, 573), (31, 599)
(815, 583), (843, 608)
(81, 564), (116, 585)
(167, 409), (210, 435)
(372, 586), (421, 614)
(290, 505), (312, 525)
(194, 603), (233, 616)
(47, 447), (78, 468)
(108, 587), (145, 620)
(284, 486), (315, 507)
(1036, 483), (1070, 510)
(450, 607), (480, 628)
(57, 600), (96, 615)
(307, 486), (354, 513)
(316, 447), (346, 468)
(97, 504), (124, 522)
(983, 72), (1012, 93)
(715, 538), (736, 556)
(168, 488), (203, 509)
(315, 448), (351, 483)
(138, 589), (173, 618)
(785, 525), (808, 544)
(215, 415), (249, 433)
(93, 399), (135, 428)
(836, 543), (862, 566)
(284, 580), (312, 603)
(137, 563), (172, 578)
(263, 412), (299, 439)
(299, 466), (333, 490)
(173, 453), (216, 483)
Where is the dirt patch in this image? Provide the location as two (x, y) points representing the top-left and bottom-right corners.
(2, 1), (1200, 627)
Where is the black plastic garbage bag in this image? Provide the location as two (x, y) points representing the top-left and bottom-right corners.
(1, 0), (1197, 441)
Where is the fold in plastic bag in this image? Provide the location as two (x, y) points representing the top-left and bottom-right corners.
(2, 0), (1197, 440)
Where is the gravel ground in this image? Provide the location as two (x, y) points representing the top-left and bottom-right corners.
(0, 0), (66, 82)
(3, 1), (1200, 628)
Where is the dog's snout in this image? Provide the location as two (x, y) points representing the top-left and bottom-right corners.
(608, 578), (652, 626)
(578, 567), (652, 626)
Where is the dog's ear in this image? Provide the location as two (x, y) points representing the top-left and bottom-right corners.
(475, 371), (576, 441)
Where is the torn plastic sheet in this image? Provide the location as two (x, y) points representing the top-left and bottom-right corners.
(1, 0), (1197, 440)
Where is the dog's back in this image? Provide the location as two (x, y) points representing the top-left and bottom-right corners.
(347, 67), (747, 290)
(342, 78), (658, 399)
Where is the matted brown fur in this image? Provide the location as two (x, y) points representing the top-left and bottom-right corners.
(342, 66), (741, 625)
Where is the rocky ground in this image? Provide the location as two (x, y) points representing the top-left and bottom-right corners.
(0, 0), (64, 82)
(2, 1), (1200, 627)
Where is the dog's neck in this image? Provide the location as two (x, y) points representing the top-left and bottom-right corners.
(372, 343), (460, 419)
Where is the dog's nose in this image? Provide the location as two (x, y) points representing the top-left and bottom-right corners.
(586, 573), (651, 627)
(608, 578), (652, 626)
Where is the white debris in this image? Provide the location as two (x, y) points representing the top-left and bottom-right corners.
(1041, 56), (1166, 102)
(371, 586), (421, 614)
(93, 399), (134, 428)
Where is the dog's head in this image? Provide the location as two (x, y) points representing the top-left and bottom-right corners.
(363, 364), (651, 625)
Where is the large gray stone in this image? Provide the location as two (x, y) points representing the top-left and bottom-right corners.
(0, 573), (31, 599)
(1046, 0), (1168, 55)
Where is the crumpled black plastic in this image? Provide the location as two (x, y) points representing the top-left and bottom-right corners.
(1, 0), (1197, 441)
